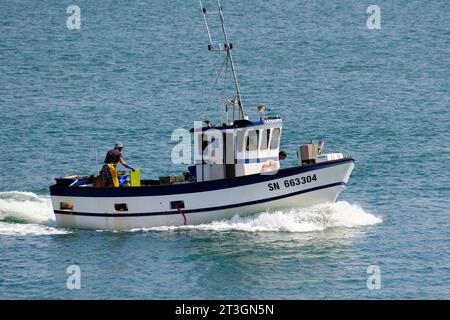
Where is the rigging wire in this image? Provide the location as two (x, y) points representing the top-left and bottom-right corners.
(200, 54), (229, 122)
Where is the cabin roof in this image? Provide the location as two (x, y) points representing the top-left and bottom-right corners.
(190, 117), (282, 132)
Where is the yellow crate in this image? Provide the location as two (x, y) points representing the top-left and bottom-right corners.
(130, 168), (141, 187)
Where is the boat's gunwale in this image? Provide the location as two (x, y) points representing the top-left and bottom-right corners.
(50, 157), (354, 197)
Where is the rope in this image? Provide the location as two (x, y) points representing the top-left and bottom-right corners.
(176, 204), (187, 225)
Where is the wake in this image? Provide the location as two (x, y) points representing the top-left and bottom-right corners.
(138, 201), (382, 233)
(0, 191), (68, 236)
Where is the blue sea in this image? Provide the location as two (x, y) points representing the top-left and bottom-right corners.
(0, 0), (449, 299)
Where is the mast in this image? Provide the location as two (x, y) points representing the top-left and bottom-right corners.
(199, 0), (246, 121)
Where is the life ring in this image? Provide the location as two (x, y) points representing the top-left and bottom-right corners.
(260, 159), (279, 173)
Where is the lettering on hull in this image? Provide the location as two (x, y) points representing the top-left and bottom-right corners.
(268, 174), (317, 191)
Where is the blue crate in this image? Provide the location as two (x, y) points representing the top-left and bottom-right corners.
(118, 174), (130, 186)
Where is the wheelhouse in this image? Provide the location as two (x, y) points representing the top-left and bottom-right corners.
(192, 118), (282, 182)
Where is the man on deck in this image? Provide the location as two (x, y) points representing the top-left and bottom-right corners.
(99, 142), (135, 187)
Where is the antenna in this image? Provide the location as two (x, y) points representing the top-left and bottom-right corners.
(199, 0), (246, 121)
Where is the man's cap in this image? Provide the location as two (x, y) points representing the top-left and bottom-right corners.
(115, 142), (124, 149)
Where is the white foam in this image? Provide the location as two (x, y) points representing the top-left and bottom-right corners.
(0, 191), (69, 236)
(137, 201), (382, 233)
(0, 221), (69, 236)
(0, 191), (56, 225)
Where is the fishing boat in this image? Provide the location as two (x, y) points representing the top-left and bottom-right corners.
(50, 1), (354, 230)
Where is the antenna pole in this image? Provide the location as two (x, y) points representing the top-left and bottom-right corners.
(200, 1), (214, 46)
(199, 0), (246, 120)
(217, 0), (245, 120)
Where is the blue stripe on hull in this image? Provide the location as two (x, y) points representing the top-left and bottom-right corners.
(53, 182), (346, 218)
(50, 158), (354, 198)
(239, 156), (278, 164)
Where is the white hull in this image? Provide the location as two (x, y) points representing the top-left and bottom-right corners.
(51, 160), (354, 230)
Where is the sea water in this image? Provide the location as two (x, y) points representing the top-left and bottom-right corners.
(0, 0), (449, 299)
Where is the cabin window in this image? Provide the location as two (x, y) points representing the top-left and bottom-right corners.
(236, 130), (245, 153)
(211, 137), (219, 148)
(259, 129), (270, 150)
(60, 202), (73, 210)
(270, 128), (280, 150)
(114, 203), (128, 212)
(201, 134), (209, 152)
(246, 130), (259, 151)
